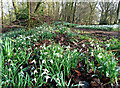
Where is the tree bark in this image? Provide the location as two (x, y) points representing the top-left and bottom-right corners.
(72, 1), (77, 23)
(27, 0), (30, 30)
(12, 0), (18, 20)
(1, 0), (3, 29)
(118, 1), (120, 23)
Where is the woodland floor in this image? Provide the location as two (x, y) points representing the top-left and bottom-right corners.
(1, 25), (120, 88)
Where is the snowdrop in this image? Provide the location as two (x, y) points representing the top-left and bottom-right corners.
(20, 66), (23, 69)
(8, 53), (10, 56)
(42, 60), (46, 64)
(44, 52), (48, 55)
(10, 63), (13, 67)
(79, 49), (82, 52)
(97, 53), (102, 59)
(91, 44), (94, 47)
(8, 68), (11, 72)
(31, 66), (35, 70)
(56, 53), (61, 57)
(74, 49), (77, 53)
(41, 69), (49, 76)
(6, 80), (10, 83)
(45, 76), (51, 82)
(34, 70), (38, 74)
(58, 47), (60, 50)
(33, 78), (37, 83)
(82, 44), (85, 47)
(97, 45), (99, 48)
(20, 71), (24, 75)
(4, 75), (7, 77)
(66, 46), (70, 49)
(35, 47), (38, 49)
(18, 47), (21, 50)
(8, 59), (11, 62)
(91, 52), (94, 56)
(31, 59), (36, 64)
(48, 59), (53, 64)
(106, 44), (110, 47)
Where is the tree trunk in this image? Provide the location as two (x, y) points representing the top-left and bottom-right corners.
(7, 1), (11, 24)
(27, 0), (30, 30)
(72, 1), (77, 23)
(118, 1), (120, 23)
(114, 1), (120, 24)
(1, 0), (3, 29)
(12, 0), (18, 20)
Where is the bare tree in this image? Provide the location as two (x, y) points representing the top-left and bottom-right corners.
(89, 2), (97, 24)
(72, 1), (77, 23)
(12, 0), (18, 20)
(27, 0), (30, 30)
(117, 1), (120, 23)
(1, 0), (3, 28)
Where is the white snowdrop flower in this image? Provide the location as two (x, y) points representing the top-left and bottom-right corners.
(97, 45), (99, 48)
(90, 41), (92, 44)
(66, 46), (70, 49)
(74, 49), (77, 53)
(4, 75), (7, 77)
(10, 63), (13, 67)
(28, 48), (31, 50)
(8, 68), (11, 72)
(106, 44), (110, 47)
(82, 44), (85, 47)
(56, 53), (61, 57)
(44, 47), (46, 50)
(60, 55), (63, 58)
(97, 53), (102, 59)
(8, 59), (11, 62)
(42, 60), (46, 64)
(39, 56), (42, 59)
(1, 81), (4, 85)
(8, 53), (10, 56)
(58, 47), (60, 50)
(48, 59), (53, 64)
(91, 52), (94, 56)
(31, 72), (33, 76)
(33, 78), (37, 83)
(21, 42), (24, 44)
(79, 49), (82, 52)
(47, 45), (51, 48)
(20, 71), (24, 75)
(34, 39), (37, 41)
(20, 66), (23, 69)
(34, 70), (38, 74)
(56, 78), (61, 85)
(18, 47), (21, 50)
(44, 52), (48, 55)
(107, 40), (109, 42)
(6, 80), (9, 83)
(19, 35), (22, 37)
(31, 59), (36, 64)
(50, 59), (53, 64)
(91, 44), (94, 47)
(41, 69), (49, 76)
(47, 55), (50, 57)
(35, 47), (38, 49)
(31, 66), (35, 70)
(40, 46), (42, 48)
(45, 76), (51, 82)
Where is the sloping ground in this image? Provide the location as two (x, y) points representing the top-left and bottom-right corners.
(1, 23), (120, 88)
